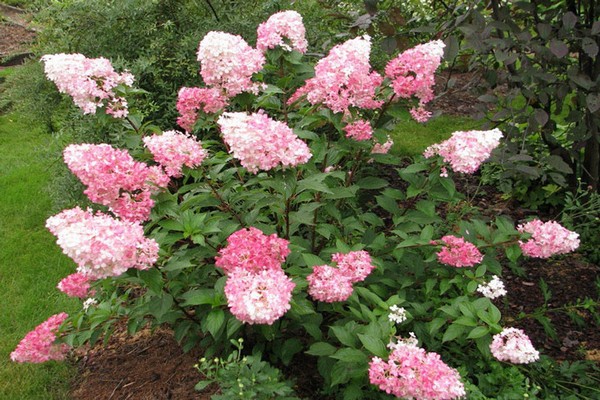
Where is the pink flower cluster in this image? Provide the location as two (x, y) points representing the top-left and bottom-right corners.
(176, 87), (228, 131)
(436, 235), (483, 267)
(423, 129), (503, 174)
(41, 53), (134, 118)
(217, 111), (311, 173)
(11, 313), (70, 363)
(46, 207), (159, 280)
(307, 250), (375, 302)
(517, 219), (580, 258)
(371, 136), (394, 154)
(217, 228), (295, 325)
(256, 10), (308, 53)
(490, 328), (540, 364)
(369, 340), (465, 400)
(288, 35), (383, 114)
(384, 40), (445, 122)
(143, 130), (208, 178)
(57, 273), (93, 298)
(63, 143), (169, 221)
(197, 32), (265, 97)
(344, 119), (373, 141)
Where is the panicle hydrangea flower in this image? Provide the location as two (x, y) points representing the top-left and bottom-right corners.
(331, 250), (376, 282)
(490, 327), (540, 364)
(176, 87), (228, 131)
(41, 53), (134, 117)
(256, 10), (308, 53)
(477, 275), (507, 299)
(517, 219), (580, 258)
(371, 136), (394, 154)
(10, 313), (70, 363)
(63, 143), (169, 221)
(82, 298), (98, 311)
(224, 268), (295, 325)
(288, 35), (383, 114)
(369, 339), (465, 399)
(215, 227), (291, 274)
(344, 119), (373, 141)
(46, 207), (159, 279)
(436, 235), (483, 267)
(143, 130), (208, 178)
(217, 111), (311, 173)
(197, 32), (265, 97)
(57, 273), (92, 298)
(423, 129), (503, 174)
(306, 264), (354, 303)
(410, 106), (433, 123)
(388, 305), (407, 324)
(384, 40), (445, 112)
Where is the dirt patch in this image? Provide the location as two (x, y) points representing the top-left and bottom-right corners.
(0, 4), (35, 64)
(70, 323), (215, 400)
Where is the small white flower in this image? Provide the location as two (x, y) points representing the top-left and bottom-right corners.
(477, 275), (507, 299)
(82, 298), (98, 311)
(388, 305), (407, 324)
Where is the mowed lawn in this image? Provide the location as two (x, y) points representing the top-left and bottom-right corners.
(0, 110), (78, 399)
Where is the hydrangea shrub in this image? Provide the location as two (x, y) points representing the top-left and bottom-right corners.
(15, 11), (583, 399)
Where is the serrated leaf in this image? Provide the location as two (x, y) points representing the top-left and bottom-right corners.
(204, 309), (224, 338)
(331, 348), (367, 363)
(357, 334), (387, 358)
(468, 326), (489, 339)
(180, 289), (214, 306)
(442, 323), (465, 342)
(307, 342), (337, 356)
(302, 253), (326, 267)
(331, 325), (359, 348)
(356, 177), (389, 189)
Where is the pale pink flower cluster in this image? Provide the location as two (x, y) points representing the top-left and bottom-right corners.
(57, 273), (93, 299)
(256, 10), (308, 53)
(344, 119), (373, 141)
(369, 340), (465, 399)
(176, 87), (228, 131)
(217, 111), (311, 173)
(288, 36), (383, 114)
(41, 53), (134, 118)
(63, 143), (169, 221)
(517, 219), (580, 258)
(217, 228), (295, 325)
(371, 136), (394, 154)
(11, 313), (70, 363)
(215, 227), (290, 274)
(384, 40), (445, 122)
(436, 235), (483, 267)
(307, 250), (375, 302)
(423, 129), (503, 174)
(477, 275), (507, 299)
(490, 328), (540, 364)
(197, 32), (265, 97)
(46, 207), (159, 280)
(143, 130), (208, 178)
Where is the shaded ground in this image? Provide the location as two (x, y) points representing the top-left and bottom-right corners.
(0, 4), (34, 66)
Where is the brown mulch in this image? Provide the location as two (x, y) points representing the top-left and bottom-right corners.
(0, 4), (35, 64)
(69, 323), (214, 400)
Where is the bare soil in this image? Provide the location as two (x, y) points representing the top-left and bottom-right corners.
(1, 6), (598, 398)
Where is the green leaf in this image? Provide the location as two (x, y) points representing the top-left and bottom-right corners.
(180, 289), (215, 306)
(357, 334), (387, 358)
(302, 253), (326, 267)
(356, 177), (389, 189)
(205, 309), (225, 338)
(331, 325), (359, 348)
(442, 323), (465, 342)
(138, 268), (163, 294)
(331, 348), (367, 364)
(468, 326), (490, 339)
(195, 380), (212, 391)
(306, 342), (337, 356)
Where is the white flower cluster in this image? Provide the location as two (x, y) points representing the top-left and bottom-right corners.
(388, 305), (407, 324)
(477, 275), (507, 299)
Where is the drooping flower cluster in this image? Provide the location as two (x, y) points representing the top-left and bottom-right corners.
(63, 143), (169, 221)
(307, 250), (376, 302)
(256, 10), (308, 53)
(369, 339), (466, 399)
(46, 207), (159, 279)
(424, 129), (503, 174)
(197, 32), (265, 97)
(477, 275), (507, 299)
(143, 130), (208, 178)
(217, 111), (311, 173)
(436, 235), (483, 267)
(344, 119), (373, 141)
(41, 53), (134, 118)
(490, 328), (540, 364)
(517, 219), (580, 258)
(384, 40), (445, 122)
(176, 87), (228, 131)
(217, 228), (295, 325)
(57, 273), (93, 299)
(10, 313), (70, 363)
(388, 305), (407, 324)
(288, 35), (383, 114)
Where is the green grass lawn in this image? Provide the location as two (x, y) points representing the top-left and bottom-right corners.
(389, 109), (483, 156)
(0, 107), (79, 399)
